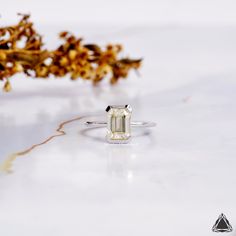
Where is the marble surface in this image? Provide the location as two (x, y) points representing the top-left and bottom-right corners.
(0, 26), (236, 236)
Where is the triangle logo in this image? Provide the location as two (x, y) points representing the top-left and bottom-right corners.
(212, 213), (233, 232)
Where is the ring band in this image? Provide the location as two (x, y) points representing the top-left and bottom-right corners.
(85, 121), (156, 128)
(85, 105), (156, 144)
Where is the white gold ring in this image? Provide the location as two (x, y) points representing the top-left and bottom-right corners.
(85, 105), (156, 144)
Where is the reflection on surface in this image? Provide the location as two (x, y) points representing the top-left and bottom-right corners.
(106, 136), (154, 180)
(80, 126), (155, 180)
(107, 145), (137, 181)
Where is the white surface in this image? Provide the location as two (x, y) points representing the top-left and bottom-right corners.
(1, 0), (236, 25)
(0, 25), (236, 235)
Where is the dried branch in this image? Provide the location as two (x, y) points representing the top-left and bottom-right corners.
(0, 14), (142, 91)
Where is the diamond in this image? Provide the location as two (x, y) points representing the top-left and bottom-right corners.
(212, 213), (233, 232)
(106, 105), (132, 143)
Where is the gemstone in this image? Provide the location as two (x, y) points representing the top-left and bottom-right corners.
(106, 105), (132, 143)
(212, 213), (233, 232)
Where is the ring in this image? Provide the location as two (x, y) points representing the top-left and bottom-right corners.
(85, 105), (156, 143)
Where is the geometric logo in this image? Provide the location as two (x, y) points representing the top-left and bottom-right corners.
(212, 213), (233, 233)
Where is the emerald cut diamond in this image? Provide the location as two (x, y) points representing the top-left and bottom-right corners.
(106, 105), (132, 143)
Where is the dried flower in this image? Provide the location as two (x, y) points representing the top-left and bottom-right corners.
(0, 14), (142, 91)
(3, 80), (11, 92)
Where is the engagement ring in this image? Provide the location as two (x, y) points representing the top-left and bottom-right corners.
(85, 105), (156, 144)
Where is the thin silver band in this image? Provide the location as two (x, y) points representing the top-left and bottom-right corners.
(85, 121), (156, 128)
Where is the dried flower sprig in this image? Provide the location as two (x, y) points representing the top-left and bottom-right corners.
(0, 14), (142, 92)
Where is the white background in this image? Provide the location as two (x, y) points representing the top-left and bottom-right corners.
(0, 1), (236, 236)
(1, 0), (236, 26)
